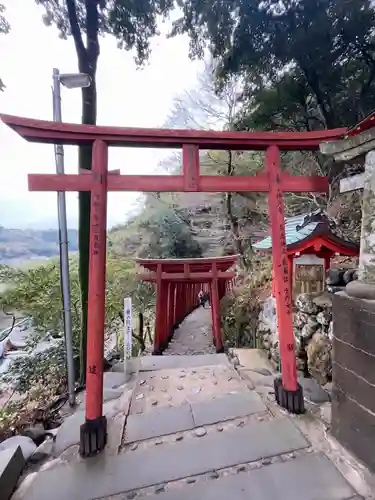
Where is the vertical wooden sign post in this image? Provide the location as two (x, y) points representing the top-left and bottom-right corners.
(124, 297), (132, 376)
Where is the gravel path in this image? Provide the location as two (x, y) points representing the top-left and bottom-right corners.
(163, 306), (216, 356)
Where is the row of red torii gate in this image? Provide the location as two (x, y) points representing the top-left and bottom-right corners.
(136, 255), (236, 354)
(0, 112), (352, 457)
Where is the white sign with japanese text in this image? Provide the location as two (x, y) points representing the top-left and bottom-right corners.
(124, 298), (132, 373)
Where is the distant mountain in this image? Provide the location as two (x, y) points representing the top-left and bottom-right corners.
(0, 227), (78, 265)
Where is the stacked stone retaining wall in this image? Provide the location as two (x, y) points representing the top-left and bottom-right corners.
(258, 293), (333, 386)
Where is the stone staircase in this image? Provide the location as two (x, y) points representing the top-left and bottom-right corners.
(13, 352), (361, 500)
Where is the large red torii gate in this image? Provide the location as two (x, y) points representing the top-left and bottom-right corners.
(0, 113), (347, 457)
(136, 255), (237, 354)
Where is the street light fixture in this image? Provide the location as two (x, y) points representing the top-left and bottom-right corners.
(52, 68), (91, 407)
(59, 72), (92, 90)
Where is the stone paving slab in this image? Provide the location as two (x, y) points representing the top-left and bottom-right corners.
(191, 391), (266, 427)
(143, 452), (355, 500)
(139, 354), (229, 372)
(77, 388), (123, 410)
(298, 377), (330, 404)
(130, 364), (244, 415)
(53, 390), (134, 457)
(103, 372), (128, 389)
(0, 446), (25, 500)
(124, 404), (195, 443)
(125, 391), (267, 443)
(23, 418), (309, 500)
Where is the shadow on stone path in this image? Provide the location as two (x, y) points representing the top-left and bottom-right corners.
(163, 306), (216, 356)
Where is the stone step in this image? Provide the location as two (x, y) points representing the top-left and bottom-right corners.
(138, 354), (230, 372)
(23, 417), (309, 500)
(124, 391), (267, 443)
(144, 452), (355, 500)
(0, 446), (25, 500)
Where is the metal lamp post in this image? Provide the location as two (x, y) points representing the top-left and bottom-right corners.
(52, 68), (91, 407)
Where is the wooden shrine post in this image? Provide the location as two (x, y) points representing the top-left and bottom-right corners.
(0, 113), (347, 456)
(81, 139), (109, 454)
(266, 146), (299, 398)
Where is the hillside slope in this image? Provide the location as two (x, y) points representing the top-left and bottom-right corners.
(109, 152), (268, 259)
(0, 227), (78, 264)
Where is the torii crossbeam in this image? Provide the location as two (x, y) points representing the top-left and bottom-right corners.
(0, 113), (347, 457)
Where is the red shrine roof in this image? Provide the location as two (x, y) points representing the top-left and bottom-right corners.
(136, 255), (238, 274)
(0, 113), (347, 151)
(254, 211), (359, 256)
(347, 110), (375, 137)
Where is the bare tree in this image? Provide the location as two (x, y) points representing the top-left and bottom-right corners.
(163, 62), (266, 268)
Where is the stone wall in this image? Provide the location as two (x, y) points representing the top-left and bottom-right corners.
(258, 293), (333, 386)
(294, 293), (332, 385)
(331, 292), (375, 473)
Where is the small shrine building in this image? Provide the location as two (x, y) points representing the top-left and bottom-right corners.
(254, 210), (359, 297)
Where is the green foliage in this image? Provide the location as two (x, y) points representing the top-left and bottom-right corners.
(34, 0), (177, 381)
(0, 257), (154, 395)
(0, 260), (81, 342)
(221, 256), (272, 348)
(36, 0), (175, 66)
(174, 0), (375, 130)
(0, 3), (10, 92)
(138, 208), (203, 259)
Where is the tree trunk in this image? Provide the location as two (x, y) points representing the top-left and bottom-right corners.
(225, 151), (250, 269)
(66, 0), (100, 383)
(78, 73), (97, 383)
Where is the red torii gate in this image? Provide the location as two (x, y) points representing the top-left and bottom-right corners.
(0, 113), (347, 457)
(136, 255), (237, 354)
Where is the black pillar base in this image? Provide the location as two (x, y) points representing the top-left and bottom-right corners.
(152, 348), (163, 356)
(216, 346), (225, 354)
(274, 377), (305, 414)
(79, 415), (107, 458)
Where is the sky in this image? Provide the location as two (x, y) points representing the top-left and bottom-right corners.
(0, 1), (203, 229)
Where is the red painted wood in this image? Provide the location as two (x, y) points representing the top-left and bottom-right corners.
(160, 282), (169, 345)
(136, 255), (237, 272)
(167, 284), (174, 334)
(266, 145), (297, 392)
(347, 110), (375, 136)
(210, 278), (222, 351)
(85, 140), (108, 421)
(28, 172), (328, 194)
(28, 173), (94, 192)
(172, 284), (177, 326)
(138, 271), (236, 282)
(154, 265), (163, 352)
(183, 144), (200, 191)
(173, 283), (177, 324)
(177, 284), (185, 323)
(174, 284), (180, 324)
(255, 232), (359, 259)
(287, 235), (359, 257)
(1, 113), (347, 151)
